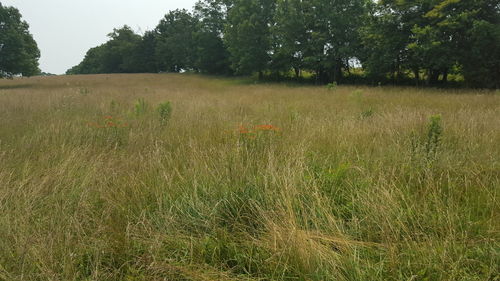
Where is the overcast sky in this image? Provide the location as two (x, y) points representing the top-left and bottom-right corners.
(2, 0), (198, 74)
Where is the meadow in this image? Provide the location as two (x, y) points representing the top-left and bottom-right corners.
(0, 74), (498, 281)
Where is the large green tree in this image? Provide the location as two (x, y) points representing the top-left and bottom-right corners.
(0, 3), (40, 77)
(193, 0), (232, 74)
(272, 0), (367, 83)
(271, 0), (312, 78)
(155, 9), (198, 73)
(424, 0), (500, 88)
(311, 0), (367, 83)
(224, 0), (276, 78)
(66, 26), (141, 74)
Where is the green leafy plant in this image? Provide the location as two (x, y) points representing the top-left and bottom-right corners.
(157, 101), (173, 125)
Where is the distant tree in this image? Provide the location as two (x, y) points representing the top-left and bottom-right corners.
(360, 0), (499, 88)
(309, 0), (367, 83)
(0, 3), (40, 77)
(359, 1), (414, 84)
(424, 0), (500, 88)
(272, 0), (367, 83)
(271, 0), (312, 78)
(66, 45), (105, 74)
(224, 0), (276, 78)
(102, 26), (142, 73)
(155, 9), (198, 72)
(66, 26), (141, 74)
(193, 0), (232, 74)
(133, 31), (159, 73)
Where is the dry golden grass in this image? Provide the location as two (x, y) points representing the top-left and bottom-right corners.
(0, 74), (499, 280)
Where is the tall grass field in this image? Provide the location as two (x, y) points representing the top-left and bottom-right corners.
(0, 74), (498, 280)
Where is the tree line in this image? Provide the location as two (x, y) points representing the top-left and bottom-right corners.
(0, 3), (40, 78)
(67, 0), (499, 88)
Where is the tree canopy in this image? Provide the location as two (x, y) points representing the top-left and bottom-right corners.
(67, 0), (500, 88)
(0, 3), (40, 78)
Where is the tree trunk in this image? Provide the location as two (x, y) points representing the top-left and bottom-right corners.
(333, 59), (343, 83)
(441, 69), (448, 84)
(428, 69), (440, 85)
(294, 67), (300, 80)
(258, 71), (263, 80)
(413, 68), (420, 86)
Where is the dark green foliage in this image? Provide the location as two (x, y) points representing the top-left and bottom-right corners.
(155, 9), (198, 73)
(193, 0), (232, 74)
(224, 0), (276, 77)
(66, 26), (142, 74)
(359, 0), (500, 88)
(0, 3), (40, 77)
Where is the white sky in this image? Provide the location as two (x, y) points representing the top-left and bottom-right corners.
(2, 0), (198, 74)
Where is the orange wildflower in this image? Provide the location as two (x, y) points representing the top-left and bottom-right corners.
(104, 116), (113, 120)
(239, 125), (251, 134)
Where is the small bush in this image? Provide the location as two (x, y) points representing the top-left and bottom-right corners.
(157, 101), (173, 125)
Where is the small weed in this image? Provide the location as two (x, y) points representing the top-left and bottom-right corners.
(157, 101), (173, 125)
(79, 88), (90, 96)
(110, 100), (119, 112)
(425, 114), (443, 158)
(134, 98), (149, 117)
(409, 115), (444, 163)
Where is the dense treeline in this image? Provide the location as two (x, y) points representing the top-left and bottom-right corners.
(67, 0), (500, 88)
(0, 3), (40, 78)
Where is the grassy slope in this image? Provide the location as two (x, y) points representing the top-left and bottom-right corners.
(0, 74), (498, 281)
